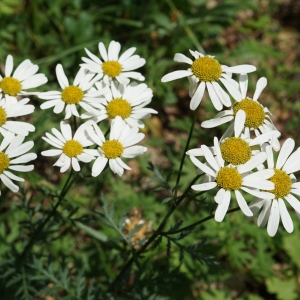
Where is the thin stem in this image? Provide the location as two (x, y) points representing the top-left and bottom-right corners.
(109, 107), (200, 291)
(173, 105), (200, 200)
(18, 169), (75, 263)
(73, 115), (78, 132)
(162, 207), (241, 236)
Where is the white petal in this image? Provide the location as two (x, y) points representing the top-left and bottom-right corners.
(72, 157), (80, 171)
(248, 197), (265, 216)
(215, 190), (231, 222)
(242, 179), (274, 190)
(235, 190), (253, 217)
(119, 47), (136, 63)
(0, 174), (18, 192)
(214, 137), (224, 168)
(239, 74), (248, 99)
(98, 42), (108, 61)
(243, 169), (274, 181)
(285, 193), (300, 213)
(60, 121), (72, 140)
(161, 70), (192, 82)
(253, 77), (267, 101)
(41, 149), (63, 156)
(5, 55), (13, 77)
(234, 110), (246, 137)
(226, 64), (256, 74)
(201, 115), (233, 128)
(219, 77), (242, 101)
(257, 199), (272, 227)
(214, 188), (225, 204)
(174, 53), (193, 64)
(191, 182), (217, 191)
(190, 155), (216, 177)
(190, 81), (205, 110)
(206, 82), (222, 111)
(92, 156), (108, 177)
(201, 145), (219, 172)
(238, 152), (267, 174)
(278, 198), (293, 233)
(267, 199), (280, 237)
(241, 187), (274, 199)
(56, 64), (69, 89)
(276, 138), (295, 170)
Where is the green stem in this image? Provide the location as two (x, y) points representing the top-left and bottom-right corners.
(173, 104), (200, 200)
(18, 169), (75, 263)
(162, 207), (241, 236)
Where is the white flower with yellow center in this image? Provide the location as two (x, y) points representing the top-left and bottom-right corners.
(39, 65), (108, 119)
(41, 121), (95, 172)
(0, 97), (35, 137)
(86, 117), (147, 177)
(187, 126), (280, 168)
(82, 81), (157, 128)
(161, 50), (256, 111)
(0, 133), (37, 194)
(202, 76), (280, 150)
(80, 40), (145, 86)
(248, 139), (300, 236)
(0, 55), (47, 102)
(190, 145), (275, 222)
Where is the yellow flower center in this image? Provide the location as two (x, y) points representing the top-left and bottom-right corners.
(216, 167), (243, 191)
(191, 56), (222, 82)
(0, 152), (10, 174)
(62, 140), (83, 157)
(61, 86), (84, 105)
(106, 98), (132, 119)
(0, 77), (22, 96)
(268, 169), (292, 199)
(102, 61), (122, 78)
(220, 137), (252, 165)
(233, 99), (265, 129)
(0, 107), (7, 126)
(101, 140), (124, 159)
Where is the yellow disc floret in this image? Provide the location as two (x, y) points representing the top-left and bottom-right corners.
(61, 86), (84, 105)
(233, 99), (265, 129)
(0, 77), (22, 96)
(102, 61), (122, 78)
(101, 140), (124, 159)
(0, 152), (10, 174)
(106, 98), (132, 119)
(220, 137), (252, 165)
(216, 167), (243, 191)
(268, 169), (292, 199)
(0, 107), (7, 126)
(191, 56), (222, 82)
(62, 140), (83, 157)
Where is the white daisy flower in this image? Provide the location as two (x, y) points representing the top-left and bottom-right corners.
(80, 40), (145, 85)
(41, 121), (95, 172)
(0, 54), (47, 102)
(187, 123), (280, 167)
(39, 65), (108, 119)
(86, 116), (147, 177)
(0, 97), (35, 137)
(0, 133), (37, 194)
(201, 76), (280, 151)
(190, 145), (275, 222)
(248, 138), (300, 237)
(82, 81), (157, 128)
(161, 50), (256, 111)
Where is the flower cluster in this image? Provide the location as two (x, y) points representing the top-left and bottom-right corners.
(40, 40), (156, 177)
(162, 50), (300, 237)
(0, 55), (46, 194)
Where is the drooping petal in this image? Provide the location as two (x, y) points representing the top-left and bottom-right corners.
(215, 190), (231, 222)
(267, 199), (280, 237)
(235, 190), (253, 217)
(278, 198), (293, 233)
(190, 81), (205, 110)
